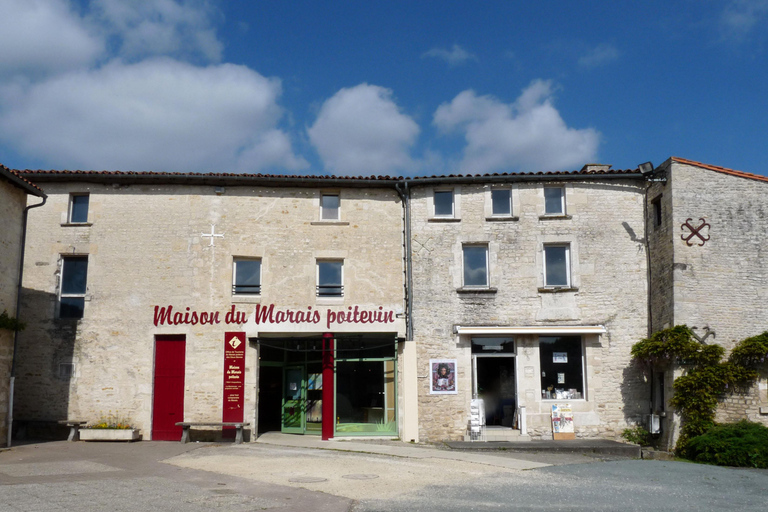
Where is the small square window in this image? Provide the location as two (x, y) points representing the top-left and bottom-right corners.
(69, 194), (89, 223)
(463, 245), (489, 287)
(491, 189), (512, 216)
(317, 260), (343, 297)
(434, 190), (454, 217)
(59, 256), (88, 318)
(321, 194), (340, 220)
(544, 245), (570, 287)
(233, 258), (261, 295)
(544, 187), (565, 215)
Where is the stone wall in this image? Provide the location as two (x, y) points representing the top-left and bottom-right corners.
(15, 180), (406, 438)
(409, 178), (649, 442)
(0, 180), (27, 446)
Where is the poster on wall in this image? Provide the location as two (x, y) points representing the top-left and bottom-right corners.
(430, 359), (457, 394)
(223, 332), (246, 434)
(551, 403), (575, 440)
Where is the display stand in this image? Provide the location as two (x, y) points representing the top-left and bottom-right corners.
(551, 403), (575, 440)
(469, 398), (486, 442)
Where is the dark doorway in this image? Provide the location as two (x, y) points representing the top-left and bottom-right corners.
(257, 365), (282, 434)
(475, 357), (516, 427)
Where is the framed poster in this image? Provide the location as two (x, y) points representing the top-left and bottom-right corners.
(553, 352), (568, 363)
(430, 359), (457, 394)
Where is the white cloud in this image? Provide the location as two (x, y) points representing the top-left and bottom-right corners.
(89, 0), (223, 62)
(0, 0), (104, 79)
(422, 44), (477, 66)
(307, 84), (420, 176)
(578, 43), (619, 68)
(0, 59), (307, 173)
(433, 80), (600, 173)
(721, 0), (768, 39)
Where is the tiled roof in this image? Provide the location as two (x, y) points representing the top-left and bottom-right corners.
(0, 164), (46, 196)
(18, 169), (400, 181)
(672, 157), (768, 183)
(404, 168), (639, 181)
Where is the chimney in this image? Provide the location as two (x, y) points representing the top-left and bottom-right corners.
(580, 164), (612, 172)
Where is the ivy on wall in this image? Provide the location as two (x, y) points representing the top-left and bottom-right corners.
(631, 326), (768, 454)
(0, 309), (25, 332)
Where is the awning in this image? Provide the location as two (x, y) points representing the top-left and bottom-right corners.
(454, 325), (606, 335)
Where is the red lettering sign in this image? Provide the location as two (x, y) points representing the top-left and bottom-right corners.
(223, 332), (246, 435)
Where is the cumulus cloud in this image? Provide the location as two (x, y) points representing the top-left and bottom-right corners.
(0, 59), (307, 173)
(307, 84), (420, 176)
(433, 80), (600, 173)
(720, 0), (768, 39)
(422, 44), (477, 66)
(578, 43), (619, 68)
(0, 0), (104, 79)
(88, 0), (223, 62)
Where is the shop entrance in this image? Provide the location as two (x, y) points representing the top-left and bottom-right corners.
(256, 334), (398, 436)
(471, 337), (517, 427)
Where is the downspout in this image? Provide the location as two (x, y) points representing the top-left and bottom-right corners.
(394, 181), (413, 340)
(7, 194), (47, 447)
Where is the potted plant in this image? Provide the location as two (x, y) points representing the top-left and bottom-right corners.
(80, 412), (141, 441)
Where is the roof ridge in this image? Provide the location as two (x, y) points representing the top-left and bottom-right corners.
(671, 157), (768, 183)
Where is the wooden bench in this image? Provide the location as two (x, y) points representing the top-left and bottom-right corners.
(58, 420), (87, 442)
(175, 422), (250, 444)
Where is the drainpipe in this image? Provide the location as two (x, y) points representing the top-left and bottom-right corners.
(7, 195), (47, 447)
(394, 182), (413, 340)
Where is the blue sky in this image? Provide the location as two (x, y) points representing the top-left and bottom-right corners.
(1, 1), (767, 177)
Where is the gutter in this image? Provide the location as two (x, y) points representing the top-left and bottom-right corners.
(7, 193), (47, 447)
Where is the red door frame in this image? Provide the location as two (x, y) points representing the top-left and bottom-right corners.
(321, 332), (335, 440)
(152, 335), (186, 441)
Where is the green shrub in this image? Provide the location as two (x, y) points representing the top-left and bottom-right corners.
(621, 425), (652, 446)
(685, 420), (768, 468)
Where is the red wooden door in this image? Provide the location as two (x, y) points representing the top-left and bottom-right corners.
(152, 335), (186, 440)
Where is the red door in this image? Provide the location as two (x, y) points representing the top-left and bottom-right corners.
(152, 335), (186, 440)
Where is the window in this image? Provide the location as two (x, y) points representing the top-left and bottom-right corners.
(652, 196), (662, 228)
(463, 245), (488, 287)
(433, 190), (454, 217)
(539, 336), (584, 399)
(544, 186), (565, 215)
(317, 260), (343, 297)
(69, 194), (89, 223)
(233, 258), (261, 295)
(491, 189), (512, 216)
(59, 256), (88, 318)
(321, 193), (340, 220)
(544, 244), (570, 287)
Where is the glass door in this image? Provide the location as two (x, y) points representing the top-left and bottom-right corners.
(282, 366), (304, 433)
(471, 336), (517, 428)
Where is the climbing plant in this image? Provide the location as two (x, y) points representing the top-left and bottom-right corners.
(631, 326), (768, 455)
(0, 309), (25, 332)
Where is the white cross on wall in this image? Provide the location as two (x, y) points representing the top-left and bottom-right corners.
(201, 224), (224, 246)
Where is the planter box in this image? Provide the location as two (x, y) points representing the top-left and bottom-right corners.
(80, 428), (141, 442)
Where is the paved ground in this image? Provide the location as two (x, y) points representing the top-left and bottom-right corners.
(2, 435), (766, 511)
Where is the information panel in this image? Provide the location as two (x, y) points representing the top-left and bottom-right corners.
(223, 332), (246, 430)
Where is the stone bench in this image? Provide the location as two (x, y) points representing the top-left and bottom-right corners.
(58, 420), (88, 441)
(175, 422), (250, 444)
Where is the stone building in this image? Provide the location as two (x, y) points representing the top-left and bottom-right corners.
(406, 167), (650, 441)
(11, 171), (413, 442)
(0, 165), (46, 446)
(646, 158), (768, 446)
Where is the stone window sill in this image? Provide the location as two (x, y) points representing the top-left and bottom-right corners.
(538, 214), (572, 220)
(457, 287), (498, 294)
(537, 286), (579, 293)
(311, 221), (350, 226)
(231, 295), (261, 304)
(428, 217), (461, 223)
(61, 222), (93, 227)
(485, 216), (519, 222)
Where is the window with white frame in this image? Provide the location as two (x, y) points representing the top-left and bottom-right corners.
(59, 256), (88, 318)
(317, 260), (343, 297)
(68, 194), (89, 223)
(463, 244), (489, 287)
(539, 335), (584, 399)
(232, 258), (261, 295)
(491, 189), (512, 216)
(321, 193), (340, 220)
(544, 186), (565, 215)
(543, 244), (570, 287)
(433, 189), (454, 217)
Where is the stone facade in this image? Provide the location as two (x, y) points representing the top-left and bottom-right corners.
(0, 166), (45, 446)
(408, 176), (649, 442)
(14, 175), (409, 440)
(647, 158), (768, 446)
